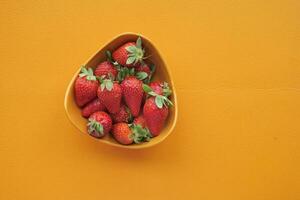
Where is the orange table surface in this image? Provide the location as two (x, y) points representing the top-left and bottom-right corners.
(0, 0), (299, 199)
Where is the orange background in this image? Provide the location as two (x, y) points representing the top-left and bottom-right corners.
(0, 0), (299, 199)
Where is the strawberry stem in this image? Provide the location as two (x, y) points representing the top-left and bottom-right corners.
(130, 124), (152, 143)
(87, 119), (104, 137)
(100, 79), (113, 91)
(142, 83), (173, 108)
(79, 66), (97, 81)
(125, 37), (145, 65)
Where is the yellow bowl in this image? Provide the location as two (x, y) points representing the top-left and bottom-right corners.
(64, 32), (178, 149)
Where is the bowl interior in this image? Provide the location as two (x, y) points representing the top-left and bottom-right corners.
(64, 33), (177, 149)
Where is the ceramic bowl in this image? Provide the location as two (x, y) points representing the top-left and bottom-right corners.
(64, 32), (177, 149)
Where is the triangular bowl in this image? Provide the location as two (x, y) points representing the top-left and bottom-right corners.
(64, 32), (178, 149)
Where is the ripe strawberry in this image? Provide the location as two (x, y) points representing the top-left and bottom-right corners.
(111, 123), (133, 145)
(133, 115), (146, 128)
(121, 76), (143, 117)
(81, 98), (106, 118)
(135, 63), (153, 84)
(142, 83), (173, 136)
(149, 81), (163, 95)
(112, 123), (151, 145)
(111, 104), (132, 123)
(136, 63), (151, 74)
(112, 37), (145, 67)
(87, 111), (112, 138)
(97, 79), (122, 114)
(149, 81), (172, 96)
(75, 67), (98, 107)
(136, 63), (156, 84)
(94, 61), (117, 79)
(143, 97), (169, 136)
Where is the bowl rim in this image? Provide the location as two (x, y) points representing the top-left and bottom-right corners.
(64, 32), (178, 149)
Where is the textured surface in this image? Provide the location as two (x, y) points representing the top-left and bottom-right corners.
(94, 61), (118, 78)
(143, 97), (169, 136)
(89, 111), (112, 136)
(81, 99), (106, 118)
(112, 123), (133, 145)
(0, 0), (300, 199)
(97, 83), (122, 114)
(111, 105), (131, 123)
(112, 42), (136, 67)
(121, 76), (144, 117)
(74, 77), (98, 107)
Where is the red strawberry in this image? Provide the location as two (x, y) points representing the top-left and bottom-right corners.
(97, 79), (122, 114)
(133, 115), (146, 128)
(112, 123), (151, 145)
(111, 123), (133, 145)
(74, 67), (98, 107)
(135, 63), (152, 83)
(132, 115), (152, 141)
(112, 37), (145, 67)
(143, 97), (169, 136)
(81, 98), (106, 118)
(149, 81), (172, 96)
(87, 111), (112, 138)
(111, 104), (132, 123)
(136, 63), (151, 77)
(136, 63), (151, 74)
(149, 81), (163, 95)
(94, 61), (117, 79)
(121, 76), (143, 117)
(142, 84), (173, 136)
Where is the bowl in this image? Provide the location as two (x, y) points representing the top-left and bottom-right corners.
(64, 32), (178, 149)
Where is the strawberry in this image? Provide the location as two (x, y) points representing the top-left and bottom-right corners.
(74, 67), (98, 107)
(121, 76), (144, 117)
(142, 84), (173, 136)
(149, 81), (163, 95)
(112, 123), (151, 145)
(111, 104), (132, 123)
(136, 63), (151, 74)
(81, 98), (106, 118)
(111, 123), (133, 145)
(132, 114), (152, 142)
(112, 37), (145, 67)
(135, 63), (156, 84)
(143, 97), (169, 136)
(135, 63), (152, 84)
(149, 81), (172, 96)
(87, 111), (112, 138)
(133, 115), (146, 128)
(94, 61), (117, 79)
(97, 79), (122, 114)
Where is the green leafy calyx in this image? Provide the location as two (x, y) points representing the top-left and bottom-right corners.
(142, 84), (153, 93)
(100, 78), (114, 91)
(116, 67), (135, 82)
(161, 82), (172, 97)
(125, 37), (145, 65)
(136, 72), (148, 80)
(87, 119), (104, 137)
(79, 66), (96, 81)
(142, 84), (173, 109)
(154, 95), (173, 109)
(130, 124), (152, 143)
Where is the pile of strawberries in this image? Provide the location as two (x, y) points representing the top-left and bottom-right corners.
(74, 37), (173, 145)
